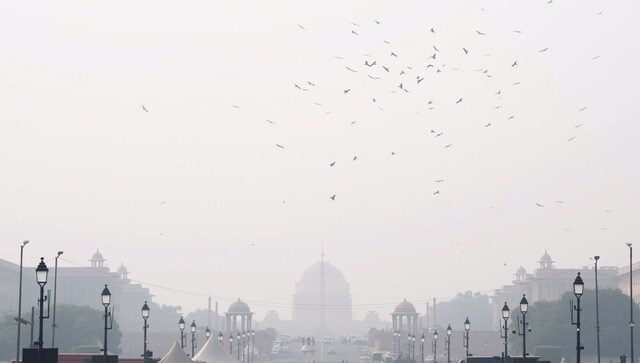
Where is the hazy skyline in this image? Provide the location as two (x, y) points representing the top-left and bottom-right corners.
(1, 0), (639, 321)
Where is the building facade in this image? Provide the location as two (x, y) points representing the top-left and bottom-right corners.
(491, 251), (619, 329)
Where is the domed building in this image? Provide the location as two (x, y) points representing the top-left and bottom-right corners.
(391, 298), (419, 332)
(225, 298), (254, 333)
(291, 260), (353, 334)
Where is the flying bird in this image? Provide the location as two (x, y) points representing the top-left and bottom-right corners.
(346, 66), (358, 73)
(307, 81), (316, 86)
(141, 105), (149, 113)
(511, 61), (518, 67)
(578, 107), (588, 111)
(456, 98), (463, 104)
(343, 89), (351, 94)
(513, 30), (523, 33)
(353, 156), (358, 161)
(375, 20), (381, 24)
(535, 203), (544, 207)
(330, 195), (336, 201)
(476, 30), (486, 35)
(382, 66), (389, 72)
(266, 119), (276, 124)
(433, 46), (440, 52)
(391, 52), (398, 57)
(444, 144), (452, 148)
(391, 151), (396, 155)
(298, 24), (307, 31)
(232, 104), (241, 109)
(351, 22), (360, 27)
(539, 47), (549, 52)
(329, 162), (336, 167)
(485, 123), (492, 127)
(351, 29), (358, 35)
(365, 60), (377, 67)
(433, 191), (440, 195)
(463, 48), (469, 54)
(430, 28), (435, 33)
(276, 144), (285, 149)
(567, 137), (576, 141)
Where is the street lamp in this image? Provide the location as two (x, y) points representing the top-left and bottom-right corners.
(100, 285), (113, 363)
(594, 256), (601, 363)
(190, 321), (197, 357)
(51, 251), (63, 348)
(628, 243), (635, 363)
(178, 317), (186, 349)
(205, 327), (211, 340)
(35, 258), (49, 363)
(571, 272), (585, 363)
(514, 295), (529, 363)
(500, 302), (510, 363)
(251, 330), (256, 363)
(412, 334), (416, 360)
(229, 334), (234, 355)
(433, 330), (439, 363)
(217, 331), (223, 344)
(242, 330), (247, 363)
(446, 325), (452, 363)
(236, 332), (241, 360)
(420, 334), (425, 363)
(408, 333), (412, 359)
(463, 317), (471, 362)
(16, 240), (29, 363)
(141, 301), (150, 363)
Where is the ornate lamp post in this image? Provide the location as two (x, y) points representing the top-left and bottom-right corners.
(515, 295), (529, 363)
(500, 302), (510, 363)
(594, 256), (601, 363)
(251, 329), (255, 363)
(446, 325), (452, 363)
(16, 240), (29, 363)
(51, 250), (63, 348)
(412, 333), (416, 359)
(433, 330), (439, 363)
(242, 330), (247, 363)
(205, 327), (211, 341)
(420, 334), (425, 363)
(627, 243), (635, 363)
(229, 334), (234, 355)
(100, 285), (113, 363)
(217, 331), (223, 344)
(178, 317), (186, 349)
(463, 317), (471, 362)
(408, 333), (412, 359)
(237, 332), (241, 360)
(571, 273), (585, 363)
(141, 301), (150, 363)
(190, 321), (197, 357)
(35, 258), (49, 363)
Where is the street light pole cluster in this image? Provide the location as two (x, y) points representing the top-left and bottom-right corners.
(500, 302), (510, 363)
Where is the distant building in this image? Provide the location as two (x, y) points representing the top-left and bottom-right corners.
(491, 250), (619, 329)
(0, 249), (153, 335)
(616, 261), (640, 303)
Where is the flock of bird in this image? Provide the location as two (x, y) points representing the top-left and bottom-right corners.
(142, 3), (604, 211)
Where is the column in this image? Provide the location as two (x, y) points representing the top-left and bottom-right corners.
(233, 315), (237, 332)
(241, 315), (246, 332)
(393, 315), (397, 331)
(399, 315), (403, 331)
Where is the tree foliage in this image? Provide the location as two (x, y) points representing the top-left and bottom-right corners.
(0, 304), (123, 359)
(437, 291), (493, 330)
(508, 288), (640, 359)
(53, 304), (122, 353)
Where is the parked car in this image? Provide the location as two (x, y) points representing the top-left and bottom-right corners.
(327, 348), (337, 355)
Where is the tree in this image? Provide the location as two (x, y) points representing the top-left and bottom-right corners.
(508, 288), (640, 359)
(0, 313), (32, 361)
(184, 308), (222, 331)
(437, 291), (493, 330)
(0, 304), (123, 358)
(53, 304), (122, 353)
(147, 303), (183, 333)
(254, 328), (278, 355)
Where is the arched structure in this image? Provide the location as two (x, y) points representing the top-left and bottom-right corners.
(225, 298), (253, 333)
(391, 298), (419, 332)
(89, 249), (106, 268)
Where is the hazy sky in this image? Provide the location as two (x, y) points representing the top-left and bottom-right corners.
(1, 0), (639, 321)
